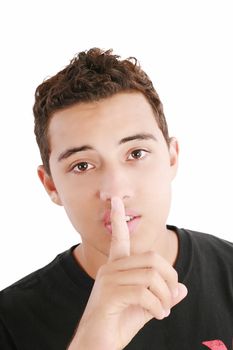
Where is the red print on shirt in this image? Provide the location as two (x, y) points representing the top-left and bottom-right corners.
(202, 340), (228, 350)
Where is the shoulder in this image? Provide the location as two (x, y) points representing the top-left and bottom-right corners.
(170, 224), (233, 253)
(0, 248), (71, 312)
(183, 228), (233, 256)
(177, 227), (233, 274)
(170, 226), (233, 294)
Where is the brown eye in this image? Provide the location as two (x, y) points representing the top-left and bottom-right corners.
(128, 149), (148, 160)
(72, 162), (94, 173)
(131, 150), (143, 159)
(77, 162), (88, 171)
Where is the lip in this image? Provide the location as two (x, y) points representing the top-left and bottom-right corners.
(105, 216), (141, 234)
(102, 209), (141, 234)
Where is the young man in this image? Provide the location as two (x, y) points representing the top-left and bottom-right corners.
(0, 48), (232, 350)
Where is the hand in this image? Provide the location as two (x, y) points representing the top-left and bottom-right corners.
(68, 197), (188, 350)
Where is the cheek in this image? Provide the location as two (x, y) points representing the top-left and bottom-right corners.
(52, 174), (96, 228)
(62, 195), (95, 235)
(54, 171), (94, 203)
(138, 164), (172, 213)
(139, 161), (172, 192)
(142, 182), (172, 208)
(62, 186), (94, 215)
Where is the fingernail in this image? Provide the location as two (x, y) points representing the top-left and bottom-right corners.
(164, 309), (171, 318)
(111, 197), (120, 211)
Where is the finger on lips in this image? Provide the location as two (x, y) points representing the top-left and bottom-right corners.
(108, 197), (130, 261)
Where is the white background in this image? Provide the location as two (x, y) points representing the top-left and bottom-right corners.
(0, 0), (232, 290)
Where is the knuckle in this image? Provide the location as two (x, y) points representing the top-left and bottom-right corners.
(148, 267), (159, 282)
(136, 285), (147, 301)
(110, 235), (121, 245)
(150, 299), (164, 320)
(147, 250), (157, 260)
(162, 293), (173, 310)
(156, 310), (166, 320)
(146, 251), (159, 265)
(167, 268), (178, 286)
(173, 269), (178, 283)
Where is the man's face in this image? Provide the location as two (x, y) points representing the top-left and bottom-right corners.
(39, 92), (178, 258)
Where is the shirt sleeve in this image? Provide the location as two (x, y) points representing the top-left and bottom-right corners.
(0, 319), (17, 350)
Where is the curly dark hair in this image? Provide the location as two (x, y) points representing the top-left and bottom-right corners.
(33, 48), (169, 175)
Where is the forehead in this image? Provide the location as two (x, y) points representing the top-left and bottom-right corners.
(48, 92), (161, 151)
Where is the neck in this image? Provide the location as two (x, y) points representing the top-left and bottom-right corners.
(73, 228), (179, 279)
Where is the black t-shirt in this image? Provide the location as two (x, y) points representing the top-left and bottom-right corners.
(0, 226), (233, 350)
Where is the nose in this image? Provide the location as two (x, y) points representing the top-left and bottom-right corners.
(98, 166), (133, 202)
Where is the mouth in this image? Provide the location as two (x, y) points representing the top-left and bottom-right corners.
(104, 214), (141, 234)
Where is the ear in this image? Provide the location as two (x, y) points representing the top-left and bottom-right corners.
(37, 165), (62, 206)
(168, 137), (179, 180)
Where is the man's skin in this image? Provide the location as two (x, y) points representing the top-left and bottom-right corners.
(38, 92), (188, 349)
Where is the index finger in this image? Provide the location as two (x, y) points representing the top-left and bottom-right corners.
(108, 197), (130, 262)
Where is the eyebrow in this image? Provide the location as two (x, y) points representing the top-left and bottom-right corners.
(57, 133), (157, 162)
